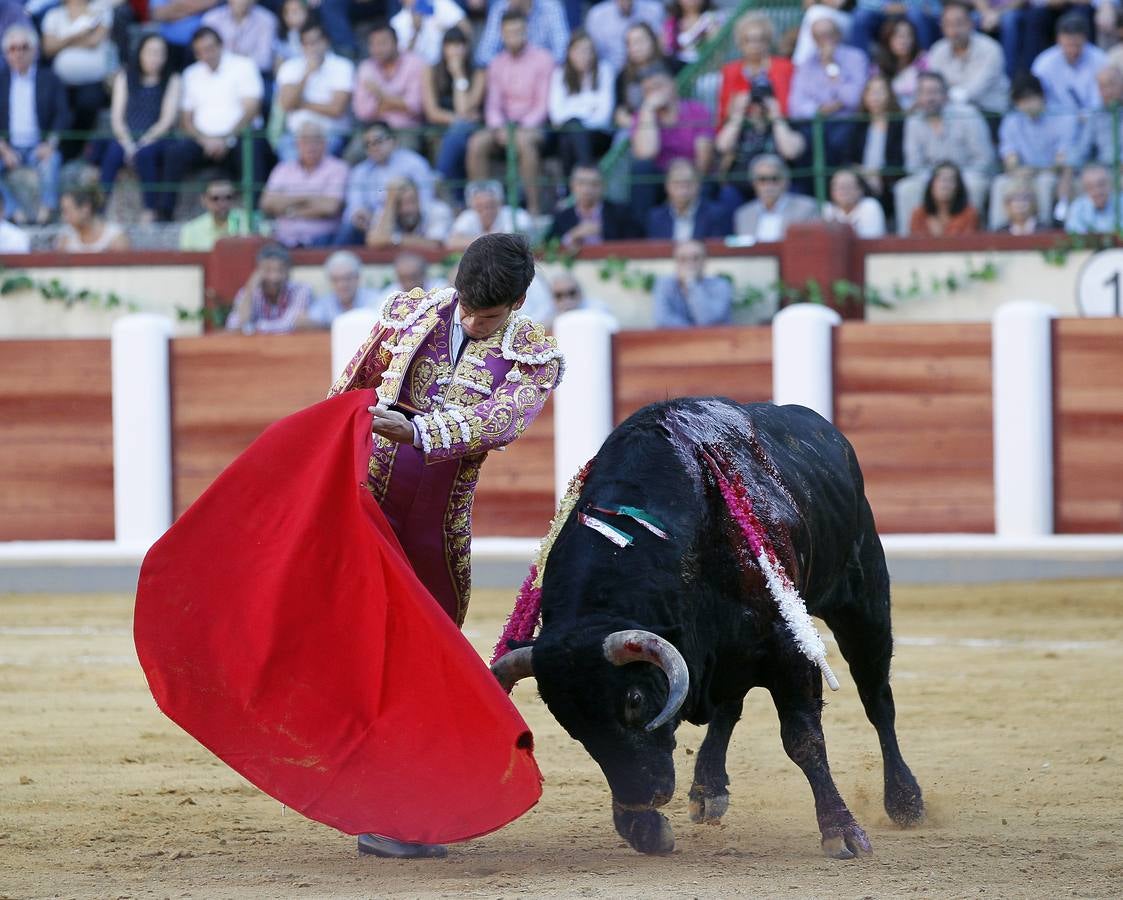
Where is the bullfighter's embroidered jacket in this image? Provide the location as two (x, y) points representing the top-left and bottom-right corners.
(329, 286), (564, 625)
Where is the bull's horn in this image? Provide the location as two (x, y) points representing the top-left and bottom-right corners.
(491, 647), (535, 692)
(602, 630), (689, 732)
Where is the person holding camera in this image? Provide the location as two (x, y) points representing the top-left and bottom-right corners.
(715, 80), (806, 203)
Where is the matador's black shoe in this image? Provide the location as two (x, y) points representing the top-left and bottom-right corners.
(357, 833), (448, 859)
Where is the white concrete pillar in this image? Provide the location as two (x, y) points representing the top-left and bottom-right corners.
(331, 308), (381, 382)
(992, 301), (1058, 537)
(771, 304), (842, 421)
(552, 309), (615, 502)
(111, 314), (173, 547)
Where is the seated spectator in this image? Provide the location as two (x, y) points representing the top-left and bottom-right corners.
(178, 177), (254, 250)
(630, 71), (714, 222)
(475, 0), (569, 67)
(149, 0), (220, 72)
(925, 1), (1008, 120)
(549, 30), (614, 173)
(873, 15), (926, 112)
(202, 0), (277, 93)
(225, 242), (313, 333)
(715, 81), (806, 202)
(55, 184), (130, 252)
(1031, 13), (1105, 121)
(0, 25), (68, 225)
(790, 18), (867, 163)
(663, 0), (723, 68)
(259, 121), (348, 247)
(823, 168), (887, 238)
(40, 0), (115, 157)
(445, 179), (532, 251)
(733, 154), (819, 242)
(1025, 3), (1097, 79)
(1065, 163), (1120, 234)
(908, 161), (979, 236)
(276, 20), (354, 161)
(352, 21), (425, 144)
(586, 0), (663, 73)
(273, 0), (307, 71)
(366, 176), (453, 249)
(848, 0), (941, 56)
(990, 73), (1077, 231)
(467, 10), (553, 216)
(647, 158), (731, 240)
(894, 71), (994, 235)
(392, 0), (469, 66)
(306, 249), (383, 326)
(547, 164), (641, 247)
(545, 270), (616, 329)
(652, 239), (733, 328)
(999, 179), (1043, 235)
(336, 121), (437, 246)
(718, 12), (794, 126)
(846, 74), (905, 224)
(166, 28), (265, 194)
(102, 34), (182, 224)
(377, 250), (438, 306)
(0, 193), (30, 252)
(791, 2), (852, 68)
(614, 22), (669, 129)
(1081, 66), (1123, 169)
(422, 27), (486, 202)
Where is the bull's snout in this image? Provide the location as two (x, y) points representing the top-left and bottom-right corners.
(612, 798), (674, 855)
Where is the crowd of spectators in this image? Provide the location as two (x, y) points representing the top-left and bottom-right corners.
(2, 0), (1123, 262)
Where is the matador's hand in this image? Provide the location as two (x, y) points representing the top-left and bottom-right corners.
(369, 404), (414, 444)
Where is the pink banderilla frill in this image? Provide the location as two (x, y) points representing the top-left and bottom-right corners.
(701, 448), (839, 691)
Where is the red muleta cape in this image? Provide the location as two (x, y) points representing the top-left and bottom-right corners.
(134, 389), (542, 841)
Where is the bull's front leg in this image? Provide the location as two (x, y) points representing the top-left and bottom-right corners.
(688, 697), (744, 824)
(770, 666), (872, 860)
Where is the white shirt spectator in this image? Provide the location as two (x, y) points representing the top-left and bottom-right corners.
(926, 32), (1009, 115)
(822, 197), (887, 238)
(390, 0), (466, 66)
(41, 2), (114, 85)
(548, 59), (615, 130)
(448, 206), (534, 240)
(0, 219), (30, 252)
(307, 286), (384, 326)
(182, 51), (264, 137)
(275, 51), (355, 138)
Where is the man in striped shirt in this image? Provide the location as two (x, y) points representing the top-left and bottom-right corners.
(225, 242), (314, 333)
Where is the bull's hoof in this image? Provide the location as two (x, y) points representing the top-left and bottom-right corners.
(613, 805), (675, 855)
(687, 785), (729, 824)
(885, 772), (925, 827)
(820, 823), (872, 860)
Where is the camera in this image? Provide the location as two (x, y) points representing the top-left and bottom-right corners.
(749, 81), (774, 106)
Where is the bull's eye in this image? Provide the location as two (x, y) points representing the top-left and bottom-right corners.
(623, 686), (645, 727)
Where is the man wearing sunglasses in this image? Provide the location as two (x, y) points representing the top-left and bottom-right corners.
(178, 177), (256, 250)
(0, 24), (69, 225)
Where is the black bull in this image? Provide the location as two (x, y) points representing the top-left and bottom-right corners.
(492, 398), (924, 858)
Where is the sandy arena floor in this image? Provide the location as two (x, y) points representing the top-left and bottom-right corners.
(1, 580), (1121, 899)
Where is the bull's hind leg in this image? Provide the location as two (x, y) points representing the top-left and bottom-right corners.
(822, 507), (924, 827)
(770, 664), (871, 859)
(688, 697), (744, 824)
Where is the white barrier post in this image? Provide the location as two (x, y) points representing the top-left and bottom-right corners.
(992, 301), (1057, 537)
(331, 308), (381, 383)
(111, 313), (173, 547)
(771, 304), (842, 421)
(552, 309), (615, 503)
